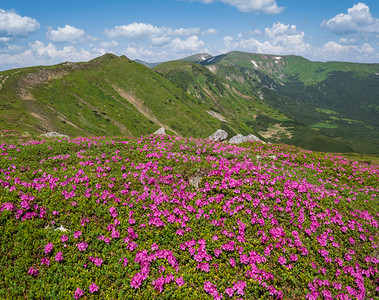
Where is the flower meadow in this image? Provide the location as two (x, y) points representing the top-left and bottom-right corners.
(0, 130), (378, 299)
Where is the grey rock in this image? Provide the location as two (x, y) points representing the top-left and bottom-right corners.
(188, 168), (210, 188)
(229, 134), (263, 144)
(245, 134), (261, 142)
(41, 132), (68, 138)
(229, 134), (246, 144)
(153, 127), (165, 135)
(208, 129), (228, 142)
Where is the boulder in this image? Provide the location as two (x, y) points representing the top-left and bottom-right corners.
(229, 134), (245, 144)
(153, 127), (165, 135)
(41, 132), (68, 138)
(188, 167), (210, 188)
(208, 129), (228, 142)
(229, 134), (262, 144)
(245, 134), (261, 142)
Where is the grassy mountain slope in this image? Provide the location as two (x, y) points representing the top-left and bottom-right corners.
(154, 60), (356, 153)
(197, 51), (379, 154)
(1, 51), (377, 154)
(0, 54), (225, 138)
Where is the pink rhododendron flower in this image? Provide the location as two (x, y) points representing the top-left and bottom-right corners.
(44, 243), (53, 254)
(151, 243), (159, 251)
(290, 254), (298, 262)
(176, 277), (184, 286)
(119, 257), (128, 266)
(233, 280), (247, 296)
(229, 258), (236, 268)
(28, 267), (38, 276)
(278, 256), (286, 265)
(89, 282), (99, 294)
(74, 287), (84, 299)
(76, 242), (88, 252)
(225, 287), (234, 297)
(41, 257), (50, 266)
(55, 251), (63, 262)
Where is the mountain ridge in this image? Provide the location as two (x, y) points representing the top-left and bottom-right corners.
(176, 51), (379, 154)
(0, 52), (378, 154)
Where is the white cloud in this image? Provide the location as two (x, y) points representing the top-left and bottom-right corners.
(169, 35), (205, 53)
(104, 22), (201, 42)
(339, 38), (357, 45)
(323, 2), (379, 35)
(250, 29), (262, 35)
(99, 40), (119, 48)
(190, 0), (284, 14)
(0, 37), (11, 42)
(224, 22), (311, 55)
(125, 46), (155, 58)
(47, 25), (86, 42)
(31, 40), (94, 60)
(124, 46), (168, 62)
(151, 35), (171, 46)
(0, 41), (103, 70)
(104, 22), (167, 39)
(0, 9), (39, 39)
(223, 22), (378, 62)
(321, 41), (374, 58)
(172, 27), (200, 36)
(202, 28), (220, 36)
(0, 43), (22, 53)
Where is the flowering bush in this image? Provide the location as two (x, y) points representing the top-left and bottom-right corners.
(0, 132), (378, 299)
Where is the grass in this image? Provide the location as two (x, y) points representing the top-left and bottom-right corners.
(310, 123), (339, 129)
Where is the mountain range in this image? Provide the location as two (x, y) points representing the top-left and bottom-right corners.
(0, 51), (378, 154)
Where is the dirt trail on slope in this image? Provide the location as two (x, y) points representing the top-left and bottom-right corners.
(0, 71), (21, 91)
(113, 86), (180, 136)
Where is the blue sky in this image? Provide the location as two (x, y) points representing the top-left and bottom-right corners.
(0, 0), (378, 70)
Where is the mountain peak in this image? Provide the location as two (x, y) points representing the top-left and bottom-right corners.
(181, 53), (213, 63)
(89, 53), (123, 63)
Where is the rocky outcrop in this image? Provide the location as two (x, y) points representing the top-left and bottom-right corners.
(229, 134), (261, 144)
(228, 134), (245, 144)
(41, 132), (68, 138)
(153, 127), (166, 135)
(208, 129), (228, 142)
(188, 167), (210, 188)
(245, 134), (261, 142)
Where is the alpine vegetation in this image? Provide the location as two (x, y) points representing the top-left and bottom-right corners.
(0, 130), (378, 299)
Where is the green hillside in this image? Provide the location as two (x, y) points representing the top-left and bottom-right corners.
(0, 51), (378, 154)
(154, 60), (356, 153)
(0, 54), (222, 138)
(154, 60), (276, 138)
(196, 51), (379, 154)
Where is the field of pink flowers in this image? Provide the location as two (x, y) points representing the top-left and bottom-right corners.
(0, 129), (378, 299)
